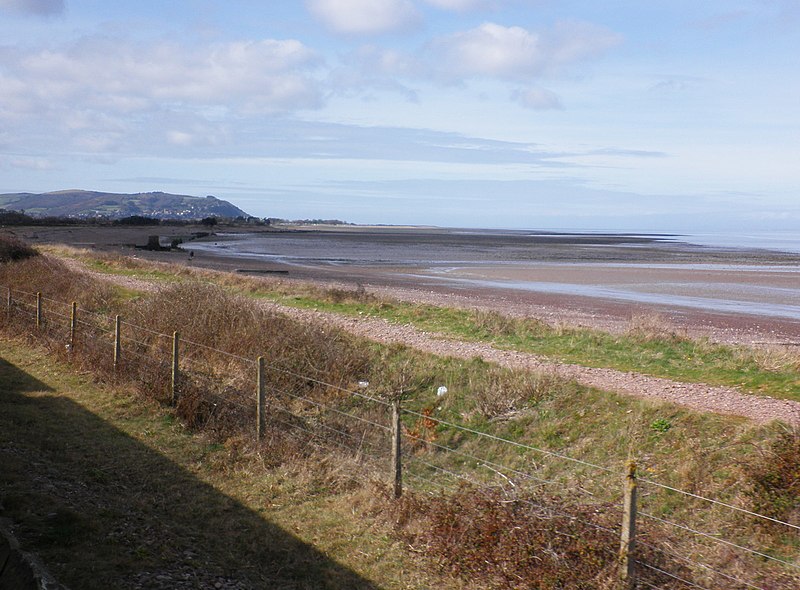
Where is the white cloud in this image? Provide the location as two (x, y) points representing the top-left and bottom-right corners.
(329, 45), (421, 101)
(0, 0), (64, 16)
(423, 0), (488, 10)
(432, 23), (544, 80)
(4, 156), (56, 170)
(0, 37), (323, 120)
(429, 21), (620, 82)
(511, 87), (562, 110)
(306, 0), (420, 35)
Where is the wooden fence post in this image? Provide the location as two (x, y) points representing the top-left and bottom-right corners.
(391, 399), (403, 499)
(619, 460), (638, 589)
(69, 302), (77, 352)
(6, 287), (11, 318)
(257, 356), (266, 440)
(171, 331), (179, 406)
(36, 291), (42, 329)
(113, 315), (121, 370)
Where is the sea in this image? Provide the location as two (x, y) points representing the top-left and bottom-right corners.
(186, 228), (800, 322)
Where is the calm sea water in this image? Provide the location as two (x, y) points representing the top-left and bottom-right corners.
(537, 229), (800, 255)
(680, 231), (800, 254)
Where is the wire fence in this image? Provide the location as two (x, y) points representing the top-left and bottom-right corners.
(1, 284), (798, 590)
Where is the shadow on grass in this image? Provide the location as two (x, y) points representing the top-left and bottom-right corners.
(0, 356), (382, 589)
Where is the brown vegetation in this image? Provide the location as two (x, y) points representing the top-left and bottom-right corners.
(0, 234), (39, 263)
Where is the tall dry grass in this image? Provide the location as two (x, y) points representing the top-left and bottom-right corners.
(0, 252), (119, 311)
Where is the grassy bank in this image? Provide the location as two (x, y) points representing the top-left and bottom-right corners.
(3, 244), (798, 588)
(55, 246), (800, 402)
(0, 339), (452, 589)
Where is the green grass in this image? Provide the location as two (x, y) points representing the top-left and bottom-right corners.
(0, 339), (452, 589)
(48, 249), (800, 402)
(83, 258), (182, 282)
(258, 292), (800, 402)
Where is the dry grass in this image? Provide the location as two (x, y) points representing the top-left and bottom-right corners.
(626, 312), (687, 342)
(385, 485), (701, 590)
(746, 424), (800, 524)
(469, 368), (563, 421)
(0, 254), (121, 311)
(748, 345), (800, 373)
(2, 245), (800, 589)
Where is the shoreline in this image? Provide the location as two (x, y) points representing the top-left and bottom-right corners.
(7, 223), (800, 346)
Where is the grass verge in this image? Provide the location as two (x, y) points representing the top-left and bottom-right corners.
(255, 291), (800, 401)
(50, 246), (800, 402)
(0, 338), (451, 589)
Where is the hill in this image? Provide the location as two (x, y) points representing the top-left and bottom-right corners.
(0, 190), (251, 220)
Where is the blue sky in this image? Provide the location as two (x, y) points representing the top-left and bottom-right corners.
(1, 0), (798, 230)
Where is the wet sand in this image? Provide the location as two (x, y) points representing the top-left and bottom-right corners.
(9, 224), (800, 345)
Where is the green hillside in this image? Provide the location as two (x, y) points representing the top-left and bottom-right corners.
(0, 190), (251, 220)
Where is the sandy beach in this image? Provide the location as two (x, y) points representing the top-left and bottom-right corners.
(8, 223), (800, 346)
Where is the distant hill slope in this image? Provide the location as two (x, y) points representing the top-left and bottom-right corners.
(0, 190), (251, 220)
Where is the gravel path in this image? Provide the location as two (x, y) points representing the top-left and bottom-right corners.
(66, 259), (800, 425)
(257, 301), (800, 426)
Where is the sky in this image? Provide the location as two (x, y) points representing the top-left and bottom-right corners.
(0, 0), (799, 231)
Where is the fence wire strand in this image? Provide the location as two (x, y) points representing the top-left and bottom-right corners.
(4, 285), (799, 590)
(640, 511), (800, 570)
(404, 431), (565, 491)
(402, 408), (615, 475)
(636, 560), (710, 590)
(637, 538), (767, 590)
(267, 362), (390, 407)
(266, 384), (390, 432)
(640, 478), (800, 532)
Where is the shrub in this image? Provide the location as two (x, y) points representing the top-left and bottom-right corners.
(0, 234), (39, 263)
(0, 252), (119, 311)
(388, 487), (621, 589)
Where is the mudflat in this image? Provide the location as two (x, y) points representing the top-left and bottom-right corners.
(9, 224), (800, 345)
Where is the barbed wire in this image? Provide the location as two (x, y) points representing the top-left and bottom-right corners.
(74, 317), (114, 335)
(5, 286), (37, 298)
(266, 399), (387, 455)
(119, 319), (172, 338)
(39, 294), (70, 306)
(4, 283), (799, 589)
(75, 306), (113, 321)
(179, 336), (257, 365)
(13, 300), (37, 311)
(405, 455), (484, 488)
(267, 413), (386, 474)
(40, 307), (70, 321)
(117, 333), (159, 350)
